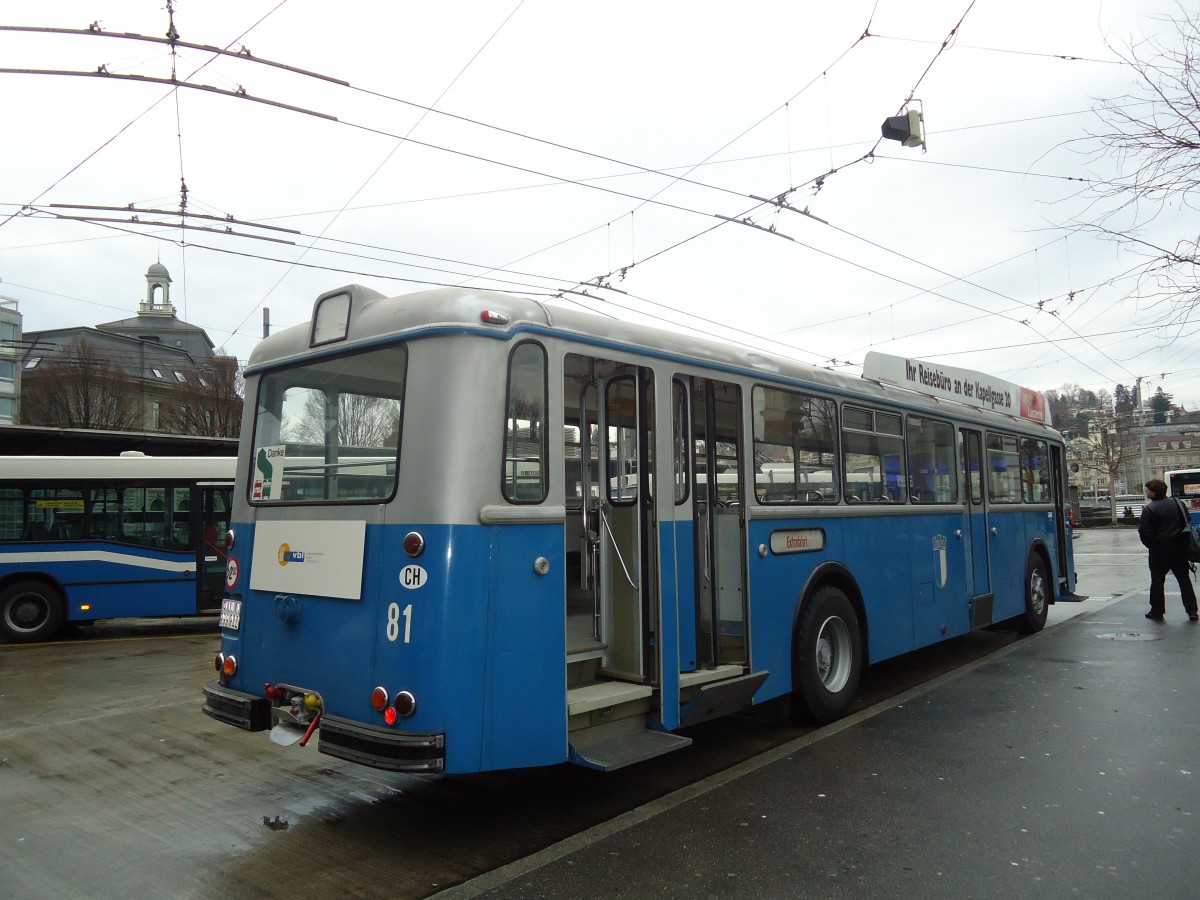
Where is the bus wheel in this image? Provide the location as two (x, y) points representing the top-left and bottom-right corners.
(1021, 555), (1050, 634)
(792, 586), (862, 724)
(0, 581), (65, 643)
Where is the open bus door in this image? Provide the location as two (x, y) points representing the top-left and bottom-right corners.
(564, 355), (690, 770)
(673, 376), (764, 728)
(960, 428), (993, 625)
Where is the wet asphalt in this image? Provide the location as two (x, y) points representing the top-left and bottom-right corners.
(445, 528), (1200, 898)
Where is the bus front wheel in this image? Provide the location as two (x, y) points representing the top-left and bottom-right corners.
(792, 585), (862, 724)
(0, 580), (65, 643)
(1021, 555), (1050, 634)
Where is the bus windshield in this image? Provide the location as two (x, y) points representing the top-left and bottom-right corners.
(250, 346), (406, 504)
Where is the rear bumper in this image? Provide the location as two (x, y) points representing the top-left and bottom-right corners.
(318, 714), (445, 773)
(202, 680), (271, 731)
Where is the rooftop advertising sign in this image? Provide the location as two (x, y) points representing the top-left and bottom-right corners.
(862, 351), (1049, 425)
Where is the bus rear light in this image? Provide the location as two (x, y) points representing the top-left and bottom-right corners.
(384, 707), (398, 726)
(264, 683), (284, 700)
(224, 529), (236, 551)
(370, 685), (389, 711)
(222, 654), (238, 676)
(393, 690), (417, 718)
(402, 531), (425, 557)
(214, 652), (225, 673)
(480, 310), (509, 325)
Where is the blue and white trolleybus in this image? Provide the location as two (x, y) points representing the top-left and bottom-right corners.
(203, 285), (1080, 773)
(0, 453), (234, 642)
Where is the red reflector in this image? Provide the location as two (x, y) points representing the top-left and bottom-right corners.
(393, 690), (417, 718)
(403, 531), (424, 557)
(370, 686), (389, 711)
(264, 683), (283, 700)
(384, 707), (398, 726)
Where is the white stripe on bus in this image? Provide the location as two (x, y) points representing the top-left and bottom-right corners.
(0, 550), (195, 573)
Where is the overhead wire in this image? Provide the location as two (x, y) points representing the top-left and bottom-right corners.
(229, 0), (530, 340)
(0, 2), (292, 233)
(0, 5), (1180, 400)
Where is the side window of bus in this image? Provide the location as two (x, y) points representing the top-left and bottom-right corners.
(0, 488), (23, 539)
(752, 386), (838, 504)
(88, 487), (121, 539)
(1020, 438), (1051, 503)
(842, 406), (906, 503)
(673, 380), (689, 504)
(503, 341), (548, 503)
(25, 490), (84, 539)
(172, 487), (192, 548)
(906, 416), (957, 503)
(605, 376), (639, 505)
(986, 433), (1022, 503)
(121, 487), (167, 546)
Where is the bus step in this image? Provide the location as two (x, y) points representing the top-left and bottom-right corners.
(1056, 591), (1089, 603)
(569, 726), (691, 772)
(679, 670), (768, 728)
(566, 681), (652, 716)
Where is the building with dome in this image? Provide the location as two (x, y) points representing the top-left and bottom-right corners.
(18, 262), (241, 437)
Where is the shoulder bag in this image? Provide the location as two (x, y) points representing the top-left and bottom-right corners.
(1176, 498), (1200, 563)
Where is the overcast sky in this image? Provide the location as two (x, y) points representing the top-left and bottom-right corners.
(1, 0), (1195, 413)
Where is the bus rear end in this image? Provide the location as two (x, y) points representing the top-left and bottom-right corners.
(203, 285), (567, 774)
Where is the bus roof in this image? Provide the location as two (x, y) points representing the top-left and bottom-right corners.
(246, 284), (1062, 439)
(0, 455), (236, 482)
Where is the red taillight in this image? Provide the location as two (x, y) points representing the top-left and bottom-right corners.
(224, 529), (236, 551)
(393, 690), (417, 718)
(222, 654), (237, 676)
(384, 707), (398, 725)
(214, 652), (225, 673)
(480, 310), (509, 325)
(370, 685), (389, 711)
(403, 531), (424, 557)
(264, 683), (284, 700)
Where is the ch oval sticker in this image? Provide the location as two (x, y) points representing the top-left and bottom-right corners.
(399, 565), (428, 590)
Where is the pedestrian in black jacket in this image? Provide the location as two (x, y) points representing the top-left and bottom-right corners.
(1137, 479), (1199, 621)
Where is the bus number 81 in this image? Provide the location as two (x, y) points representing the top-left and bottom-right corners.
(386, 603), (412, 643)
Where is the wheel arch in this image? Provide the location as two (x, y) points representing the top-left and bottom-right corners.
(790, 561), (870, 676)
(0, 570), (68, 600)
(1027, 539), (1054, 601)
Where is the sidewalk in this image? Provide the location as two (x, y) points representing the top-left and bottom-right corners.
(446, 579), (1199, 898)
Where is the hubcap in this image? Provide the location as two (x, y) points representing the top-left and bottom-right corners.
(815, 615), (852, 692)
(1029, 569), (1047, 616)
(6, 593), (49, 632)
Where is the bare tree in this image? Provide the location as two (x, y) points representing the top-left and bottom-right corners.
(164, 356), (244, 437)
(291, 391), (400, 448)
(20, 337), (141, 429)
(1089, 411), (1140, 523)
(1066, 7), (1200, 326)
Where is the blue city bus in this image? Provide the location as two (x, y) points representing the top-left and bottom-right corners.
(203, 285), (1080, 774)
(0, 454), (234, 642)
(1166, 468), (1200, 527)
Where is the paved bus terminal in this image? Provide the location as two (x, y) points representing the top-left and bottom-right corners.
(446, 527), (1199, 898)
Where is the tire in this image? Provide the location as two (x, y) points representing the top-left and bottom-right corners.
(792, 585), (862, 724)
(1021, 554), (1050, 634)
(0, 580), (66, 643)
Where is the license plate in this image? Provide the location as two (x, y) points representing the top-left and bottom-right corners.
(219, 598), (242, 630)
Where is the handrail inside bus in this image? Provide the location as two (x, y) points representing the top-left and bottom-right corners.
(599, 506), (638, 590)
